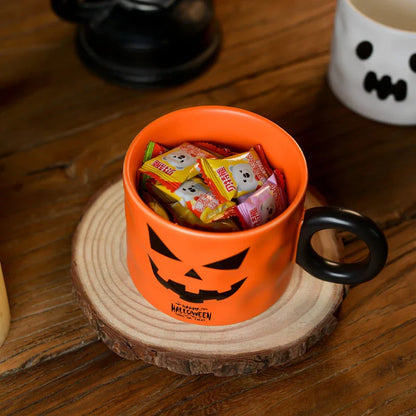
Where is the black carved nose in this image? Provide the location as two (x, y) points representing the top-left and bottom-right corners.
(185, 269), (202, 280)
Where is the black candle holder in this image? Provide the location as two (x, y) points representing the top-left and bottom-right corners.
(51, 0), (221, 87)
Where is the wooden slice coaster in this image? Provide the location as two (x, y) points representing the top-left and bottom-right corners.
(72, 179), (345, 376)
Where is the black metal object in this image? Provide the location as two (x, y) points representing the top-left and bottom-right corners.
(296, 206), (388, 285)
(51, 0), (221, 87)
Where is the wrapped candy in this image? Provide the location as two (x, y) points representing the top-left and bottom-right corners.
(198, 146), (271, 202)
(192, 141), (236, 158)
(141, 191), (171, 221)
(168, 202), (241, 232)
(138, 141), (169, 189)
(138, 140), (288, 232)
(148, 176), (235, 223)
(139, 142), (216, 192)
(229, 169), (288, 229)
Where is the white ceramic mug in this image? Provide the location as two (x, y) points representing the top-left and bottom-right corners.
(328, 0), (416, 125)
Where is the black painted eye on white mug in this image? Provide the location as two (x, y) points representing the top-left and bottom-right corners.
(328, 0), (416, 125)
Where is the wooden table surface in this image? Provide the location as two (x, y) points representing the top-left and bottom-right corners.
(1, 0), (415, 414)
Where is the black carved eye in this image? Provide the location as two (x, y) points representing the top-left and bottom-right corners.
(148, 225), (180, 260)
(204, 248), (249, 270)
(410, 54), (416, 72)
(356, 41), (373, 60)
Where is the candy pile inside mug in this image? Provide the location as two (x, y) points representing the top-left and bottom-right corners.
(137, 141), (288, 231)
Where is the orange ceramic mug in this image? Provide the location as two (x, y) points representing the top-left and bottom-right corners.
(123, 106), (387, 326)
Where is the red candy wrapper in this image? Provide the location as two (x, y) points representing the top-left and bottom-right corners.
(192, 141), (236, 158)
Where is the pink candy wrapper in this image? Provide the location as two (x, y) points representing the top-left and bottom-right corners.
(232, 169), (288, 229)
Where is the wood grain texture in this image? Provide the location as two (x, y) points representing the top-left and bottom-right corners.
(0, 0), (415, 413)
(0, 219), (414, 415)
(71, 180), (344, 376)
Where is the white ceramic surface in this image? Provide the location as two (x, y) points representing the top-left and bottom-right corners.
(328, 0), (416, 125)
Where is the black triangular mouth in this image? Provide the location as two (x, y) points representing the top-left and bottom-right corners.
(364, 71), (407, 101)
(149, 256), (247, 303)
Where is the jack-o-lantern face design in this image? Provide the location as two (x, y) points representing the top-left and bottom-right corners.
(147, 225), (247, 303)
(355, 40), (414, 101)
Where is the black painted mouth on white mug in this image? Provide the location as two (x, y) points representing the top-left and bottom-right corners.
(363, 71), (407, 101)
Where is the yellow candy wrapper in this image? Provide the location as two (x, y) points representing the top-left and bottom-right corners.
(169, 202), (241, 232)
(198, 147), (270, 202)
(141, 191), (171, 221)
(138, 141), (169, 190)
(139, 142), (216, 192)
(149, 176), (235, 223)
(146, 181), (178, 205)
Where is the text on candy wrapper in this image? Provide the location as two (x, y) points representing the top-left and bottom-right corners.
(152, 160), (175, 175)
(216, 167), (236, 192)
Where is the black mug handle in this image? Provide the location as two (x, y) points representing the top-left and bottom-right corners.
(296, 207), (388, 285)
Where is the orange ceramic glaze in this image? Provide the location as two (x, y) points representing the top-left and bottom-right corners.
(123, 106), (308, 326)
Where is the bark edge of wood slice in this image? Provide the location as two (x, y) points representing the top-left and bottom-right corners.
(71, 179), (346, 377)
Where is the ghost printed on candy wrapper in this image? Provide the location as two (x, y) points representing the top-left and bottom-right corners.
(328, 0), (416, 125)
(162, 150), (197, 170)
(229, 163), (257, 193)
(174, 179), (208, 206)
(259, 196), (277, 223)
